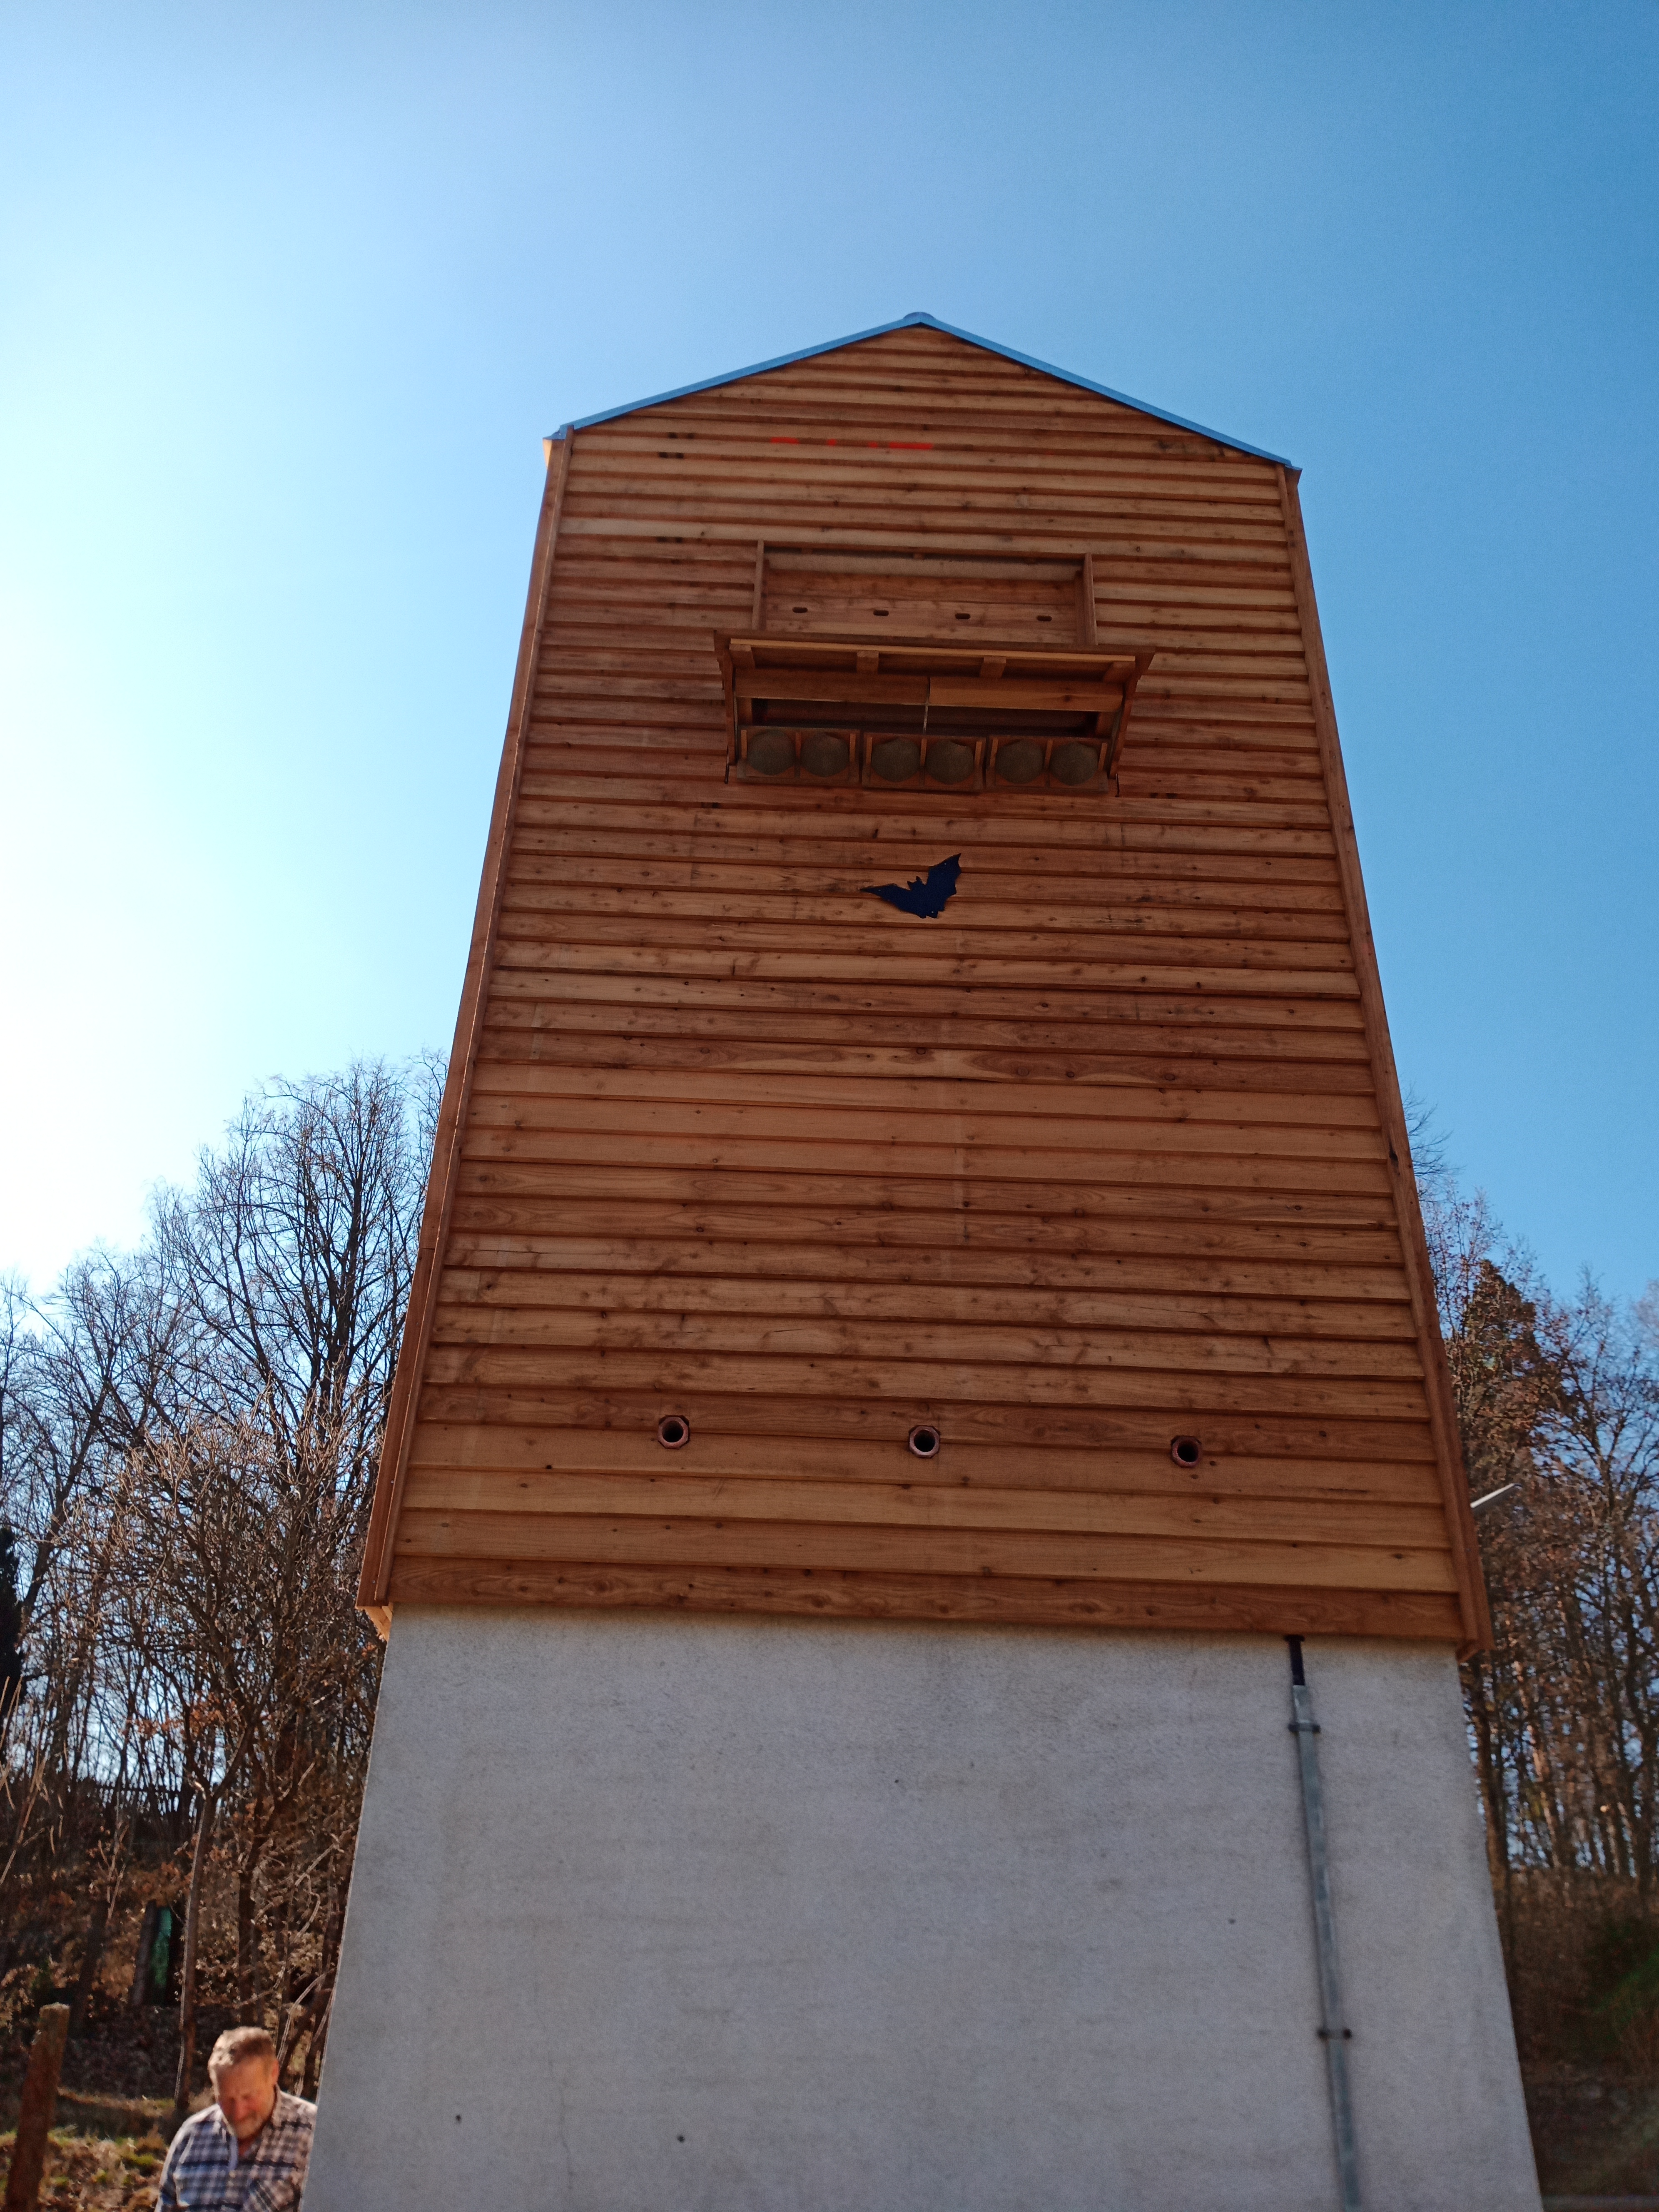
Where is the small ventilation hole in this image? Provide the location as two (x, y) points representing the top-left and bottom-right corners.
(658, 1414), (690, 1450)
(908, 1424), (942, 1460)
(792, 604), (808, 613)
(1171, 1436), (1203, 1469)
(954, 610), (971, 620)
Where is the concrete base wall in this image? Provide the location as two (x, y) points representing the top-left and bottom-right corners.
(306, 1611), (1539, 2212)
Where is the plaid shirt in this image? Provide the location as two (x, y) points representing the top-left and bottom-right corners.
(156, 2089), (316, 2210)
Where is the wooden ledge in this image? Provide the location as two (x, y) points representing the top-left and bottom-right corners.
(714, 632), (1155, 795)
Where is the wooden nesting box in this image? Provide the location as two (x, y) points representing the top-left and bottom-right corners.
(358, 314), (1487, 1653)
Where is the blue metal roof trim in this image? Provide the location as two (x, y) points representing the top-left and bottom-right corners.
(548, 311), (1293, 467)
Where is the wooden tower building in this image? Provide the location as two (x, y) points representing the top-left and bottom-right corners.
(307, 317), (1539, 2212)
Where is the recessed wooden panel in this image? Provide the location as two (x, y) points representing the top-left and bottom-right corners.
(759, 548), (1087, 643)
(360, 322), (1487, 1652)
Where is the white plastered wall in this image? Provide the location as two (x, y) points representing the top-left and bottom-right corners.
(305, 1611), (1539, 2212)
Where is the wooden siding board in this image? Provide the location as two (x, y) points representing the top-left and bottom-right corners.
(483, 975), (1370, 1034)
(461, 1116), (1387, 1175)
(382, 1558), (1464, 1640)
(419, 1349), (1431, 1422)
(414, 1384), (1437, 1461)
(444, 1199), (1410, 1265)
(426, 1307), (1425, 1383)
(441, 1238), (1414, 1305)
(465, 1064), (1382, 1125)
(498, 887), (1356, 939)
(438, 1271), (1417, 1343)
(475, 1024), (1380, 1091)
(488, 935), (1362, 990)
(492, 913), (1362, 976)
(453, 1166), (1402, 1234)
(358, 328), (1481, 1646)
(392, 1508), (1455, 1595)
(401, 1471), (1447, 1551)
(406, 1425), (1440, 1498)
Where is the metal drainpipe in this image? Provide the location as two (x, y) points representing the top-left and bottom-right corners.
(1288, 1636), (1362, 2212)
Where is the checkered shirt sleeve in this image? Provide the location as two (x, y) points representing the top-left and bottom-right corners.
(156, 2089), (316, 2210)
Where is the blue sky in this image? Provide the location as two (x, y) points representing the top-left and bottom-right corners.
(2, 0), (1654, 1301)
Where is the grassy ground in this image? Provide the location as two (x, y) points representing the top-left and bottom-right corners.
(0, 2131), (167, 2211)
(1526, 2062), (1659, 2197)
(0, 2073), (1652, 2205)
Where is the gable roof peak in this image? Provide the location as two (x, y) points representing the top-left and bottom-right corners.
(549, 311), (1290, 466)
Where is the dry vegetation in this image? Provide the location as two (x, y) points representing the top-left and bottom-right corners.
(0, 2130), (168, 2212)
(1424, 1148), (1659, 2192)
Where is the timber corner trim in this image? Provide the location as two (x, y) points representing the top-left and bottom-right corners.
(1276, 461), (1491, 1659)
(356, 429), (576, 1610)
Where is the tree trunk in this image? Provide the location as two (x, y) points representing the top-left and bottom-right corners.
(73, 1819), (129, 2035)
(301, 1986), (333, 2101)
(299, 1886), (346, 2096)
(0, 1754), (51, 1941)
(234, 1823), (266, 2025)
(1463, 1655), (1519, 1973)
(236, 1862), (255, 2023)
(127, 1905), (159, 2010)
(172, 1784), (219, 2122)
(67, 1892), (112, 2038)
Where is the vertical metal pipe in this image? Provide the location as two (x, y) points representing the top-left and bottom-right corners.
(1288, 1637), (1362, 2212)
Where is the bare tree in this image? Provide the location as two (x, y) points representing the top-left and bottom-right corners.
(0, 1252), (189, 1958)
(159, 1059), (439, 1465)
(157, 1061), (428, 2023)
(0, 1053), (434, 2083)
(1425, 1156), (1659, 2063)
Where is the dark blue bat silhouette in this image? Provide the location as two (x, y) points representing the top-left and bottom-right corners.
(862, 853), (961, 919)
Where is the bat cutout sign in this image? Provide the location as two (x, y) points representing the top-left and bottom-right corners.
(862, 854), (962, 919)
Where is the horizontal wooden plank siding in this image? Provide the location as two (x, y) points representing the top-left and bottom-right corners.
(360, 323), (1487, 1647)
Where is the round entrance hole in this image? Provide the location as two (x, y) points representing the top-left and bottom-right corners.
(1170, 1435), (1203, 1469)
(908, 1424), (942, 1460)
(657, 1414), (690, 1450)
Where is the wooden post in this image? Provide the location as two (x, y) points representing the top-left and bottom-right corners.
(3, 2004), (69, 2212)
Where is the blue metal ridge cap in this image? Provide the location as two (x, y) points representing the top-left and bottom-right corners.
(913, 314), (1295, 467)
(544, 311), (1293, 467)
(548, 312), (929, 439)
